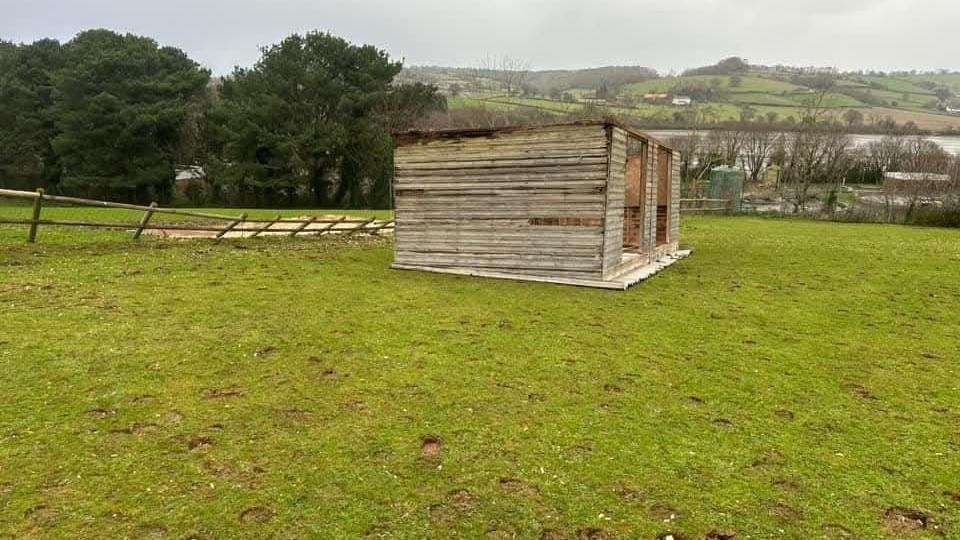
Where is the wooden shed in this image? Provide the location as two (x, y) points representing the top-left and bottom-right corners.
(391, 121), (690, 289)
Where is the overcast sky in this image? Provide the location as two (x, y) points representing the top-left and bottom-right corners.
(2, 0), (957, 74)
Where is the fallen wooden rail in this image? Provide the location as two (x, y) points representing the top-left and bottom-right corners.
(0, 188), (394, 242)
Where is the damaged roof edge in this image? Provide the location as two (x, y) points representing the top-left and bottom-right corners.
(392, 118), (678, 152)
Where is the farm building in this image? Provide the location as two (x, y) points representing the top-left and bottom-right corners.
(883, 172), (952, 194)
(390, 121), (690, 289)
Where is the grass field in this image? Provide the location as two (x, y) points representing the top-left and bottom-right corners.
(1, 215), (959, 539)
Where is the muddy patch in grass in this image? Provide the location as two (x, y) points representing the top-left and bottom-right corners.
(705, 531), (737, 540)
(203, 388), (243, 400)
(746, 449), (786, 474)
(576, 528), (618, 540)
(615, 485), (647, 502)
(774, 409), (795, 421)
(135, 524), (168, 539)
(883, 507), (939, 536)
(87, 408), (116, 419)
(240, 506), (274, 524)
(822, 524), (855, 539)
(253, 346), (276, 359)
(25, 504), (58, 524)
(945, 491), (960, 503)
(189, 435), (214, 451)
(420, 436), (442, 463)
(131, 394), (157, 405)
(847, 383), (878, 400)
(499, 477), (541, 498)
(712, 418), (734, 429)
(770, 502), (801, 523)
(648, 502), (680, 522)
(428, 489), (480, 526)
(540, 529), (573, 540)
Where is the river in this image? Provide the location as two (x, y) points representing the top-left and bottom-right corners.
(646, 130), (960, 155)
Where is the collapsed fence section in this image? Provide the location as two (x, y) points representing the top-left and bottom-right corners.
(0, 189), (394, 243)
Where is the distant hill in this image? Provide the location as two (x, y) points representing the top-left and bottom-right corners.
(399, 59), (960, 133)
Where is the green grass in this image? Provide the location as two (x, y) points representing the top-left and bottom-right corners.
(2, 216), (960, 539)
(622, 75), (803, 95)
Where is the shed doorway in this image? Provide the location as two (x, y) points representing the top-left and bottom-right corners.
(656, 147), (672, 247)
(623, 142), (647, 252)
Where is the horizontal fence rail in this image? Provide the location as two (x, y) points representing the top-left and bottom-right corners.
(679, 198), (733, 213)
(0, 188), (394, 243)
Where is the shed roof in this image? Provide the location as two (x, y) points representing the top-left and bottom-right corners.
(393, 119), (677, 152)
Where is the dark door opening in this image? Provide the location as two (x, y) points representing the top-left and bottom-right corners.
(623, 145), (647, 252)
(656, 148), (672, 247)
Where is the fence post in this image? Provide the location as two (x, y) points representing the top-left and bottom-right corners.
(215, 212), (247, 240)
(27, 188), (44, 243)
(133, 202), (158, 240)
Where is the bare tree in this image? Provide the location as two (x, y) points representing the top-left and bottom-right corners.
(741, 126), (780, 183)
(478, 55), (530, 95)
(782, 126), (851, 213)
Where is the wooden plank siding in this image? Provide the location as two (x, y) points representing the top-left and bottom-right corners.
(394, 124), (609, 279)
(600, 127), (627, 279)
(392, 121), (684, 288)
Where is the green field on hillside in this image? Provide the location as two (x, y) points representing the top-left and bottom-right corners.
(426, 66), (960, 131)
(2, 215), (959, 539)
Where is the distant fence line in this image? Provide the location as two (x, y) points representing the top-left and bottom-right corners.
(679, 198), (733, 213)
(0, 188), (394, 243)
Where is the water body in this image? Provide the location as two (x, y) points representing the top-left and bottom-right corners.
(646, 130), (960, 155)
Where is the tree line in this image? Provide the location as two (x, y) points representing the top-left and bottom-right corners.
(0, 29), (445, 208)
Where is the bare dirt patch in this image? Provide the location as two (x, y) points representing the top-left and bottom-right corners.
(202, 388), (243, 400)
(25, 504), (58, 524)
(712, 418), (734, 428)
(240, 506), (274, 524)
(771, 502), (802, 523)
(87, 408), (116, 419)
(615, 485), (647, 502)
(428, 490), (479, 526)
(847, 384), (878, 400)
(577, 528), (618, 540)
(648, 502), (680, 522)
(499, 477), (541, 498)
(603, 383), (624, 393)
(945, 491), (960, 503)
(135, 524), (169, 539)
(420, 436), (442, 463)
(883, 507), (938, 536)
(540, 530), (573, 540)
(0, 483), (13, 496)
(189, 436), (214, 451)
(253, 346), (276, 358)
(774, 409), (795, 421)
(746, 449), (786, 474)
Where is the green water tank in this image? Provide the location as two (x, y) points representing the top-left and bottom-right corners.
(708, 166), (745, 211)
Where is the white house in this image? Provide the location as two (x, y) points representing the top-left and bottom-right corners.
(672, 96), (692, 106)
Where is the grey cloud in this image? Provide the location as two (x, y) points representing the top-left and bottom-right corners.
(0, 0), (955, 74)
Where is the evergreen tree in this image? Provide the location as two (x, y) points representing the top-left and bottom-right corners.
(51, 29), (209, 203)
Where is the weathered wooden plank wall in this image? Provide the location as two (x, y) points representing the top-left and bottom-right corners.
(394, 124), (609, 280)
(601, 127), (627, 279)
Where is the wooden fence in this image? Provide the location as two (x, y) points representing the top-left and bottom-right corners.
(0, 188), (394, 243)
(680, 198), (733, 213)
